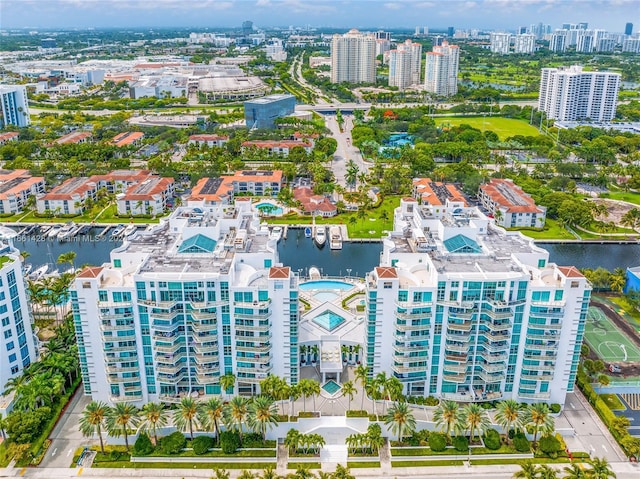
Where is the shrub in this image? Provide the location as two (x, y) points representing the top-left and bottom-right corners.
(220, 431), (241, 454)
(550, 403), (561, 414)
(483, 429), (501, 450)
(453, 436), (469, 452)
(4, 407), (53, 445)
(507, 429), (516, 440)
(242, 433), (272, 448)
(407, 429), (430, 446)
(192, 436), (214, 455)
(513, 433), (531, 453)
(159, 431), (187, 455)
(428, 432), (447, 452)
(425, 396), (440, 406)
(538, 435), (561, 458)
(133, 433), (154, 456)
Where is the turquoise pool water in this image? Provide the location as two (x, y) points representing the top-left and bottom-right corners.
(322, 380), (341, 395)
(256, 203), (283, 215)
(299, 280), (353, 291)
(314, 291), (339, 302)
(313, 311), (346, 331)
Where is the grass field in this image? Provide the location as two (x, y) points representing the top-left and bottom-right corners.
(515, 218), (576, 240)
(585, 306), (640, 362)
(433, 116), (540, 140)
(598, 191), (640, 207)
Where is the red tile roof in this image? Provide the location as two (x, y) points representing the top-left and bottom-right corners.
(77, 266), (103, 278)
(479, 178), (543, 214)
(376, 266), (398, 279)
(55, 131), (92, 144)
(122, 177), (174, 201)
(0, 132), (19, 142)
(112, 132), (144, 147)
(269, 266), (290, 279)
(189, 134), (229, 142)
(558, 266), (584, 278)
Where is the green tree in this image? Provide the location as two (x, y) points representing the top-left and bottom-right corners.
(199, 397), (224, 442)
(524, 403), (554, 445)
(220, 373), (236, 395)
(173, 397), (203, 440)
(247, 396), (279, 440)
(341, 380), (356, 411)
(563, 463), (588, 479)
(496, 399), (524, 442)
(106, 402), (139, 452)
(384, 402), (416, 442)
(462, 403), (491, 442)
(433, 399), (463, 438)
(589, 457), (616, 479)
(513, 460), (539, 479)
(224, 396), (249, 445)
(79, 401), (109, 453)
(140, 402), (167, 445)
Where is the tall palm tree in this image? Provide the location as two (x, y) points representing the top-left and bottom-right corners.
(384, 402), (416, 443)
(513, 460), (539, 479)
(496, 399), (523, 442)
(341, 380), (356, 411)
(199, 397), (224, 442)
(289, 384), (301, 417)
(238, 471), (255, 479)
(308, 379), (320, 411)
(524, 403), (554, 445)
(79, 401), (109, 453)
(537, 464), (557, 479)
(589, 457), (616, 479)
(220, 373), (236, 395)
(247, 396), (279, 440)
(433, 400), (463, 438)
(224, 396), (249, 445)
(106, 402), (139, 451)
(462, 403), (491, 442)
(354, 364), (369, 411)
(213, 468), (231, 479)
(140, 402), (167, 445)
(173, 397), (203, 440)
(563, 463), (588, 479)
(375, 372), (389, 415)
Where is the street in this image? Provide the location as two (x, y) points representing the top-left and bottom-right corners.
(324, 114), (369, 186)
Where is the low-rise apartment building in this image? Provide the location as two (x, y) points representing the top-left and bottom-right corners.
(188, 134), (229, 148)
(0, 170), (45, 214)
(116, 177), (175, 216)
(241, 140), (312, 156)
(478, 178), (546, 228)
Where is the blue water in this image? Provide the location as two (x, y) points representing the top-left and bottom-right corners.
(313, 291), (339, 302)
(313, 311), (346, 331)
(322, 380), (342, 394)
(300, 280), (353, 291)
(255, 203), (284, 216)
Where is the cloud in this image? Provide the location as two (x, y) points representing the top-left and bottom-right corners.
(384, 2), (401, 9)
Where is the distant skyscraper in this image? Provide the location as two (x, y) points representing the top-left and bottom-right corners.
(578, 22), (589, 30)
(549, 32), (567, 52)
(388, 39), (422, 91)
(625, 23), (633, 35)
(242, 20), (253, 36)
(539, 66), (620, 122)
(490, 33), (511, 54)
(518, 26), (527, 35)
(415, 26), (421, 36)
(622, 37), (640, 53)
(424, 40), (459, 97)
(331, 29), (376, 84)
(0, 85), (30, 128)
(375, 31), (391, 41)
(447, 26), (454, 37)
(513, 34), (536, 54)
(433, 36), (443, 47)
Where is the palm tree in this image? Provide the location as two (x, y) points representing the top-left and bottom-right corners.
(513, 460), (539, 479)
(537, 465), (557, 479)
(57, 251), (77, 272)
(224, 396), (249, 445)
(375, 372), (389, 415)
(220, 373), (235, 395)
(384, 402), (416, 443)
(79, 401), (109, 453)
(524, 403), (554, 445)
(213, 468), (231, 479)
(173, 397), (203, 440)
(200, 396), (224, 442)
(239, 471), (255, 479)
(354, 364), (368, 411)
(433, 400), (463, 438)
(106, 402), (139, 451)
(462, 403), (491, 443)
(308, 379), (320, 411)
(341, 380), (356, 411)
(496, 399), (523, 442)
(261, 466), (280, 479)
(247, 396), (279, 440)
(563, 463), (588, 479)
(140, 402), (167, 445)
(284, 428), (300, 454)
(289, 384), (301, 417)
(589, 457), (616, 479)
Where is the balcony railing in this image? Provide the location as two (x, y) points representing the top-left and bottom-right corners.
(392, 341), (428, 354)
(234, 322), (270, 333)
(446, 332), (471, 343)
(235, 312), (272, 321)
(103, 344), (137, 353)
(193, 353), (219, 366)
(190, 311), (218, 321)
(395, 311), (431, 321)
(152, 320), (181, 332)
(443, 371), (467, 383)
(111, 391), (142, 402)
(477, 341), (509, 353)
(524, 352), (557, 361)
(140, 299), (177, 309)
(481, 319), (511, 332)
(155, 342), (185, 354)
(196, 370), (220, 383)
(445, 353), (467, 363)
(447, 321), (473, 332)
(481, 308), (513, 320)
(100, 320), (135, 332)
(157, 372), (187, 383)
(480, 332), (511, 342)
(152, 331), (182, 343)
(518, 391), (551, 400)
(107, 374), (141, 384)
(192, 343), (219, 355)
(237, 364), (273, 375)
(521, 371), (554, 381)
(532, 322), (563, 330)
(448, 310), (476, 320)
(395, 321), (430, 332)
(444, 342), (469, 353)
(106, 365), (139, 374)
(392, 364), (427, 373)
(443, 362), (469, 374)
(156, 364), (186, 376)
(236, 342), (271, 353)
(191, 322), (218, 333)
(189, 300), (227, 309)
(238, 354), (272, 365)
(476, 370), (505, 382)
(478, 362), (506, 373)
(526, 333), (560, 341)
(151, 310), (182, 321)
(477, 351), (508, 363)
(234, 298), (271, 308)
(439, 300), (475, 309)
(104, 352), (138, 364)
(525, 342), (559, 351)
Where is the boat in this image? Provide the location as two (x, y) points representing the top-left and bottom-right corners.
(23, 264), (32, 276)
(270, 226), (283, 242)
(111, 224), (125, 238)
(29, 264), (48, 281)
(123, 224), (137, 237)
(57, 222), (76, 241)
(329, 226), (342, 250)
(314, 226), (326, 247)
(77, 225), (91, 235)
(304, 226), (312, 238)
(47, 224), (62, 239)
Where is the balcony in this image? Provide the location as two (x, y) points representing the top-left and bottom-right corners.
(521, 371), (554, 381)
(481, 319), (511, 332)
(484, 297), (511, 308)
(477, 341), (509, 353)
(481, 332), (511, 342)
(476, 370), (505, 382)
(156, 364), (186, 376)
(103, 343), (137, 353)
(196, 370), (220, 383)
(396, 300), (433, 309)
(238, 353), (272, 365)
(481, 308), (513, 320)
(192, 343), (219, 355)
(444, 342), (469, 353)
(234, 321), (270, 333)
(478, 351), (507, 363)
(111, 391), (142, 402)
(439, 300), (475, 309)
(100, 320), (135, 332)
(237, 364), (273, 375)
(140, 299), (177, 309)
(445, 353), (467, 363)
(234, 298), (271, 308)
(189, 300), (226, 309)
(236, 342), (271, 353)
(529, 309), (564, 318)
(104, 352), (138, 364)
(193, 353), (219, 366)
(395, 321), (430, 332)
(447, 321), (473, 332)
(524, 352), (557, 361)
(532, 322), (563, 330)
(392, 364), (427, 373)
(446, 332), (471, 343)
(191, 322), (218, 333)
(151, 310), (182, 321)
(449, 310), (476, 320)
(152, 331), (182, 343)
(392, 341), (428, 354)
(155, 342), (185, 354)
(98, 300), (133, 308)
(443, 371), (467, 383)
(531, 299), (565, 308)
(157, 372), (187, 383)
(478, 361), (506, 373)
(525, 342), (559, 351)
(235, 311), (272, 321)
(191, 333), (218, 345)
(518, 391), (551, 400)
(395, 310), (431, 321)
(107, 374), (141, 384)
(106, 365), (139, 374)
(527, 333), (559, 341)
(443, 362), (469, 374)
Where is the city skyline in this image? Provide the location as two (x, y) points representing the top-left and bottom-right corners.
(1, 0), (637, 32)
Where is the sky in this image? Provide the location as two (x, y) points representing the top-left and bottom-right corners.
(0, 0), (637, 32)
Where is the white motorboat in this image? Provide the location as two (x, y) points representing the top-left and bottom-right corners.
(123, 224), (137, 237)
(111, 224), (125, 238)
(57, 222), (76, 241)
(314, 226), (326, 247)
(304, 226), (312, 238)
(23, 264), (33, 276)
(329, 226), (342, 250)
(270, 226), (283, 242)
(29, 264), (48, 280)
(47, 224), (62, 239)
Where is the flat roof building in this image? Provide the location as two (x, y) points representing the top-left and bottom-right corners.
(244, 94), (296, 129)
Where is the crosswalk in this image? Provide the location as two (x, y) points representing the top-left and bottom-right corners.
(620, 393), (640, 410)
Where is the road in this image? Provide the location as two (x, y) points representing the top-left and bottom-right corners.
(324, 114), (368, 186)
(288, 53), (333, 105)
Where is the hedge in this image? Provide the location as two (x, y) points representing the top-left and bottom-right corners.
(483, 429), (501, 450)
(428, 433), (447, 452)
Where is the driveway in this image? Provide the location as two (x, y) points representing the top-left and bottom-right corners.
(325, 114), (368, 187)
(40, 387), (91, 468)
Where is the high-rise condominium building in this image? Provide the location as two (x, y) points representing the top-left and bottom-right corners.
(538, 66), (621, 122)
(0, 228), (37, 393)
(513, 34), (536, 54)
(388, 39), (422, 91)
(549, 32), (567, 52)
(622, 37), (640, 53)
(490, 33), (511, 54)
(0, 85), (30, 128)
(70, 186), (589, 406)
(424, 40), (459, 97)
(330, 29), (376, 84)
(625, 23), (634, 36)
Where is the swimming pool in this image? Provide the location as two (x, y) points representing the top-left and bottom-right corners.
(322, 380), (341, 395)
(255, 202), (284, 216)
(299, 280), (353, 291)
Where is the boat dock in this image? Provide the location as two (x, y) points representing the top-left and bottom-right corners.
(95, 225), (112, 239)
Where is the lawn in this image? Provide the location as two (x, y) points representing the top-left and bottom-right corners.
(599, 191), (640, 207)
(605, 295), (640, 331)
(514, 218), (576, 241)
(433, 117), (539, 140)
(599, 394), (626, 411)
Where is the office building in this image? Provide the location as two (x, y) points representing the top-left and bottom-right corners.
(549, 32), (567, 52)
(0, 228), (37, 394)
(490, 33), (511, 54)
(597, 36), (616, 53)
(424, 40), (459, 97)
(513, 34), (536, 54)
(330, 29), (376, 84)
(388, 40), (422, 90)
(625, 23), (634, 36)
(0, 85), (30, 128)
(479, 179), (546, 228)
(375, 31), (391, 41)
(242, 20), (253, 37)
(244, 94), (296, 129)
(538, 66), (620, 122)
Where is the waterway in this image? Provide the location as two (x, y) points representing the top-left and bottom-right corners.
(10, 225), (640, 276)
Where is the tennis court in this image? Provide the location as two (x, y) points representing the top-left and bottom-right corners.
(585, 306), (640, 363)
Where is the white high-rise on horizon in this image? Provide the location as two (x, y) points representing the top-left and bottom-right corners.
(424, 40), (459, 97)
(388, 39), (422, 91)
(490, 32), (511, 54)
(0, 85), (30, 128)
(549, 32), (567, 52)
(330, 29), (376, 84)
(538, 65), (620, 122)
(513, 34), (536, 54)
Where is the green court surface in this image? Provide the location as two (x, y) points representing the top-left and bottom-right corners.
(585, 307), (640, 363)
(433, 117), (539, 140)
